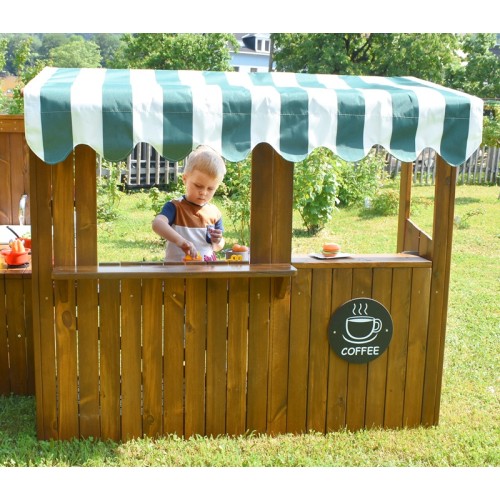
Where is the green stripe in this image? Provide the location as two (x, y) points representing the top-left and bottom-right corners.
(336, 89), (365, 161)
(203, 72), (251, 162)
(155, 70), (193, 161)
(441, 96), (470, 166)
(102, 69), (133, 161)
(345, 76), (418, 160)
(40, 68), (79, 164)
(250, 73), (309, 157)
(389, 78), (471, 165)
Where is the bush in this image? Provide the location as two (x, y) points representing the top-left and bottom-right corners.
(370, 188), (400, 216)
(336, 151), (386, 207)
(293, 148), (339, 235)
(220, 157), (251, 245)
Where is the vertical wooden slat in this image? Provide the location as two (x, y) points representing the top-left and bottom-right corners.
(23, 275), (35, 395)
(74, 145), (100, 438)
(163, 278), (185, 436)
(142, 278), (164, 437)
(365, 268), (392, 428)
(246, 277), (271, 434)
(403, 267), (431, 427)
(384, 267), (412, 428)
(99, 279), (121, 441)
(271, 153), (293, 264)
(29, 150), (56, 438)
(54, 279), (79, 439)
(326, 268), (352, 431)
(251, 144), (274, 264)
(0, 276), (10, 394)
(206, 278), (228, 437)
(5, 276), (28, 394)
(184, 279), (207, 437)
(75, 145), (97, 266)
(226, 277), (249, 435)
(345, 268), (372, 431)
(286, 269), (312, 433)
(77, 279), (100, 438)
(121, 278), (143, 440)
(0, 132), (12, 223)
(397, 162), (413, 252)
(307, 268), (332, 432)
(423, 159), (457, 425)
(53, 154), (78, 439)
(267, 278), (291, 434)
(9, 132), (30, 224)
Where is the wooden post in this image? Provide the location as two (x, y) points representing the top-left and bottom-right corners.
(397, 162), (413, 253)
(422, 155), (457, 425)
(250, 143), (293, 264)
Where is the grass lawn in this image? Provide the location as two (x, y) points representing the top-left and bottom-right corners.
(0, 184), (498, 479)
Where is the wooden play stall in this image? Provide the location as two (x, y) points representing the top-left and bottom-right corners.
(23, 68), (483, 441)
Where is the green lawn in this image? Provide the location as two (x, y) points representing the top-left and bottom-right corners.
(1, 185), (498, 474)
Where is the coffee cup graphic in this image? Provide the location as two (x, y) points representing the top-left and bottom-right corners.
(343, 315), (382, 344)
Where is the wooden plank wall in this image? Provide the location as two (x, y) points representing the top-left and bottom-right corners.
(0, 116), (30, 225)
(41, 263), (432, 440)
(0, 271), (34, 396)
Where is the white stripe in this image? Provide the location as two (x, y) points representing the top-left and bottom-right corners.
(359, 79), (393, 154)
(178, 71), (223, 153)
(371, 76), (447, 158)
(270, 72), (301, 87)
(70, 68), (106, 156)
(307, 87), (338, 154)
(226, 72), (281, 153)
(23, 66), (58, 161)
(130, 69), (164, 155)
(315, 74), (353, 90)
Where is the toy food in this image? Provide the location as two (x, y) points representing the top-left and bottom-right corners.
(232, 244), (249, 252)
(322, 242), (341, 257)
(9, 239), (26, 253)
(183, 252), (202, 262)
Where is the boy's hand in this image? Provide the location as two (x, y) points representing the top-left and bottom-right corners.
(179, 239), (198, 258)
(208, 228), (223, 245)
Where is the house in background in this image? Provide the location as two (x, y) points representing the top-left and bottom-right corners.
(230, 33), (273, 72)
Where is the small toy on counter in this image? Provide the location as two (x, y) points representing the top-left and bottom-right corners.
(321, 242), (341, 257)
(225, 243), (250, 262)
(183, 252), (203, 262)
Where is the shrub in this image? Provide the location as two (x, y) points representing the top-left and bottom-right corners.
(293, 148), (339, 235)
(336, 150), (386, 207)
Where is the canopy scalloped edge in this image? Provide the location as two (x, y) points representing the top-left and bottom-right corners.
(24, 67), (484, 167)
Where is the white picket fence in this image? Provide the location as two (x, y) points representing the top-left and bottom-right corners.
(98, 143), (500, 187)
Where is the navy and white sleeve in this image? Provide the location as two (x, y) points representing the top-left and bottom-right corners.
(160, 201), (177, 225)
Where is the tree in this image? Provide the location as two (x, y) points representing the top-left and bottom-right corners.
(447, 34), (500, 98)
(49, 35), (101, 68)
(120, 33), (238, 71)
(272, 33), (462, 85)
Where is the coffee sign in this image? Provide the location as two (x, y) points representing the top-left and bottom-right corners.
(328, 298), (393, 364)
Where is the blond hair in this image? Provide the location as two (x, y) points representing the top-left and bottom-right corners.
(184, 146), (226, 180)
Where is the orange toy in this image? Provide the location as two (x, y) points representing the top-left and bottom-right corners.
(183, 252), (202, 262)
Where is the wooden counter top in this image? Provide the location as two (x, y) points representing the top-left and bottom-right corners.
(292, 253), (431, 268)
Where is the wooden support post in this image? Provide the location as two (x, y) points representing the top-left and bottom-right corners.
(397, 162), (413, 253)
(250, 143), (294, 265)
(422, 155), (457, 426)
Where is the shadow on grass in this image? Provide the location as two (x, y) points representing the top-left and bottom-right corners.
(455, 197), (482, 205)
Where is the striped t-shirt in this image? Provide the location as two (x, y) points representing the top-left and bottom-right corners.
(160, 196), (224, 262)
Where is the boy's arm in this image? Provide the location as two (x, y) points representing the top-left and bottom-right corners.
(152, 214), (198, 257)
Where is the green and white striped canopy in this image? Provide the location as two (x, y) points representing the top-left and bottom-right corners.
(24, 67), (484, 166)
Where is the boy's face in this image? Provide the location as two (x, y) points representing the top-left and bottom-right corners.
(183, 170), (221, 206)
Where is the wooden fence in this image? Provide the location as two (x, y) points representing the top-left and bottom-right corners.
(384, 145), (499, 185)
(102, 143), (500, 189)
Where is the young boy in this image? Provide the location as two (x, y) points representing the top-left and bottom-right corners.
(152, 145), (226, 262)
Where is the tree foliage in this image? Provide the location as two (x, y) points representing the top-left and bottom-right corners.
(49, 35), (102, 68)
(272, 33), (498, 96)
(119, 33), (238, 71)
